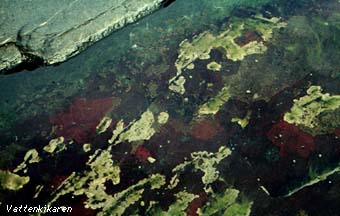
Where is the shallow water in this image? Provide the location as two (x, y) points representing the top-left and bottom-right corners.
(0, 0), (340, 215)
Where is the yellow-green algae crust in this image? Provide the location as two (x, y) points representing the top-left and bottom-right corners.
(49, 149), (121, 209)
(284, 86), (340, 135)
(96, 116), (112, 134)
(150, 191), (198, 216)
(0, 170), (30, 190)
(198, 86), (232, 116)
(43, 136), (65, 153)
(231, 111), (252, 129)
(169, 75), (186, 94)
(113, 109), (169, 145)
(206, 61), (222, 71)
(198, 188), (253, 216)
(171, 15), (286, 82)
(48, 147), (165, 216)
(14, 148), (40, 173)
(97, 173), (165, 216)
(172, 146), (232, 190)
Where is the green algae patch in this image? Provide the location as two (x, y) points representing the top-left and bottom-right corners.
(284, 86), (340, 135)
(14, 148), (40, 173)
(198, 86), (232, 116)
(43, 136), (65, 153)
(0, 170), (30, 191)
(198, 188), (253, 216)
(96, 116), (112, 134)
(150, 191), (198, 216)
(207, 61), (222, 71)
(173, 146), (232, 190)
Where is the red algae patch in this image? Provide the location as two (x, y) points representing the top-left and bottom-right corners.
(267, 121), (315, 159)
(186, 192), (208, 216)
(50, 97), (113, 143)
(190, 120), (223, 141)
(135, 146), (153, 164)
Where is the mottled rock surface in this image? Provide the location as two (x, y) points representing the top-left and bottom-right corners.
(0, 0), (163, 72)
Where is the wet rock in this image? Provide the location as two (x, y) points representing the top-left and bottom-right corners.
(0, 0), (163, 72)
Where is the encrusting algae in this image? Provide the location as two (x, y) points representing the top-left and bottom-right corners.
(284, 86), (340, 135)
(169, 15), (286, 94)
(0, 170), (30, 191)
(172, 146), (232, 191)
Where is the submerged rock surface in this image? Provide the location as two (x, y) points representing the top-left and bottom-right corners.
(0, 0), (163, 72)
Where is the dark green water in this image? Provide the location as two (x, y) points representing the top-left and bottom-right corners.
(0, 0), (339, 215)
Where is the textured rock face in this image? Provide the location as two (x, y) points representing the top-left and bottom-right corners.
(0, 0), (163, 72)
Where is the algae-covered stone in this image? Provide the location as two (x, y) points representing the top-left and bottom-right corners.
(198, 86), (232, 116)
(284, 86), (340, 135)
(0, 170), (30, 191)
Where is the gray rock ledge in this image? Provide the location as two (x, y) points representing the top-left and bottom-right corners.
(0, 0), (164, 72)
